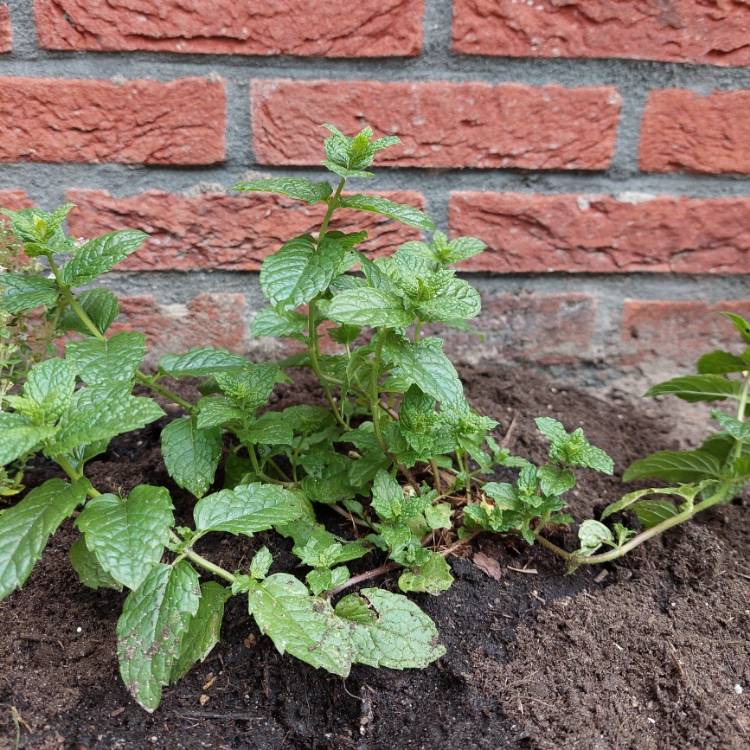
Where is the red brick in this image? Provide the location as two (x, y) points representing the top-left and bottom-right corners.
(66, 189), (425, 271)
(34, 0), (423, 57)
(640, 90), (750, 174)
(447, 292), (597, 366)
(620, 300), (750, 369)
(252, 80), (620, 170)
(0, 190), (32, 209)
(0, 5), (11, 52)
(449, 192), (750, 274)
(0, 77), (225, 165)
(112, 293), (247, 363)
(452, 1), (750, 67)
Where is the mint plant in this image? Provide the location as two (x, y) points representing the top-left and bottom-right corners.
(525, 313), (750, 569)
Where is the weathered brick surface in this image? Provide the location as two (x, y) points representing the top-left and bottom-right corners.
(112, 293), (248, 363)
(66, 189), (425, 271)
(619, 300), (750, 369)
(34, 0), (423, 57)
(0, 77), (225, 164)
(0, 4), (11, 52)
(450, 192), (750, 274)
(252, 80), (621, 170)
(452, 0), (750, 67)
(640, 90), (750, 174)
(448, 292), (597, 365)
(0, 190), (32, 209)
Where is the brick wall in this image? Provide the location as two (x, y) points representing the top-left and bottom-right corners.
(1, 0), (750, 384)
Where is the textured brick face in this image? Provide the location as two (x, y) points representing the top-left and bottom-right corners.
(0, 4), (11, 52)
(640, 90), (750, 174)
(620, 300), (750, 369)
(452, 0), (750, 66)
(450, 192), (750, 274)
(0, 77), (226, 164)
(0, 190), (33, 210)
(66, 189), (425, 271)
(252, 80), (621, 170)
(34, 0), (423, 57)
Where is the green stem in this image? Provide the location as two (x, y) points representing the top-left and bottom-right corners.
(730, 371), (750, 465)
(48, 257), (195, 413)
(536, 484), (731, 567)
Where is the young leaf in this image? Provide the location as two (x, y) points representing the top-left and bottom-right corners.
(233, 177), (332, 204)
(193, 483), (303, 536)
(370, 470), (406, 521)
(0, 273), (58, 313)
(697, 350), (749, 374)
(712, 411), (750, 441)
(159, 348), (247, 378)
(161, 417), (223, 499)
(338, 195), (434, 231)
(632, 499), (679, 528)
(116, 561), (201, 712)
(0, 479), (86, 600)
(196, 397), (246, 429)
(601, 483), (704, 520)
(170, 582), (230, 682)
(248, 573), (353, 676)
(647, 375), (741, 402)
(327, 288), (411, 329)
(59, 288), (120, 336)
(75, 485), (174, 590)
(250, 307), (307, 338)
(0, 413), (56, 465)
(398, 553), (453, 595)
(416, 277), (481, 323)
(61, 230), (147, 287)
(242, 411), (294, 445)
(623, 450), (723, 483)
(722, 312), (750, 344)
(345, 588), (446, 669)
(576, 520), (613, 556)
(66, 332), (145, 385)
(250, 546), (273, 580)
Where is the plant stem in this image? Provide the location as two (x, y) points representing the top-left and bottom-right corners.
(48, 257), (196, 413)
(730, 371), (750, 464)
(535, 484), (731, 567)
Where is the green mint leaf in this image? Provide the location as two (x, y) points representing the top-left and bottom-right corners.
(306, 565), (349, 596)
(646, 374), (741, 402)
(383, 336), (464, 405)
(0, 273), (58, 313)
(327, 288), (411, 329)
(601, 484), (704, 521)
(233, 177), (332, 204)
(0, 413), (56, 465)
(194, 483), (304, 536)
(371, 470), (405, 521)
(52, 384), (164, 455)
(61, 230), (147, 287)
(195, 396), (245, 430)
(722, 312), (750, 344)
(250, 307), (307, 339)
(348, 588), (446, 668)
(116, 561), (200, 712)
(161, 417), (222, 499)
(398, 552), (453, 595)
(159, 348), (247, 378)
(323, 161), (374, 179)
(424, 502), (453, 530)
(632, 499), (679, 529)
(0, 479), (86, 599)
(576, 520), (613, 556)
(712, 411), (750, 441)
(23, 358), (77, 423)
(697, 350), (749, 374)
(623, 450), (723, 483)
(59, 288), (120, 336)
(338, 195), (434, 231)
(441, 236), (486, 266)
(69, 536), (122, 591)
(1, 206), (75, 256)
(250, 546), (273, 580)
(66, 332), (145, 385)
(242, 411), (294, 446)
(335, 594), (377, 624)
(76, 485), (174, 590)
(248, 572), (353, 676)
(170, 581), (230, 683)
(416, 277), (481, 323)
(215, 363), (285, 412)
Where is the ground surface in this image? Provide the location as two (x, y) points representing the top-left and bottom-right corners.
(0, 365), (747, 750)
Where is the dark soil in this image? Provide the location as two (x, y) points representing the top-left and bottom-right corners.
(0, 365), (747, 750)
